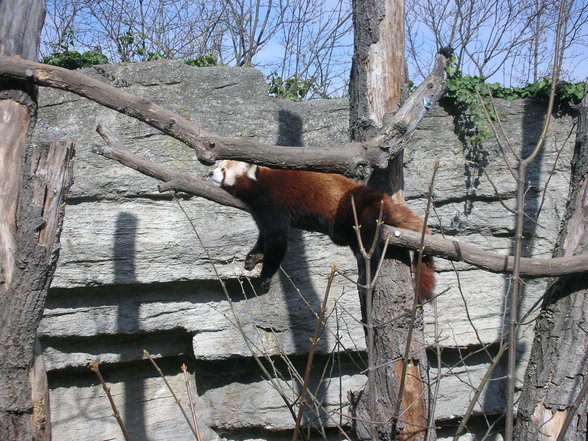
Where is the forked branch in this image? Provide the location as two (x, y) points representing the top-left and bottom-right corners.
(0, 53), (447, 175)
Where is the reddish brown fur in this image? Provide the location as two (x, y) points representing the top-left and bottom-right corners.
(221, 163), (435, 300)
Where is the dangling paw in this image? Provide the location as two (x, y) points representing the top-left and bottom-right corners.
(244, 252), (264, 271)
(260, 277), (272, 293)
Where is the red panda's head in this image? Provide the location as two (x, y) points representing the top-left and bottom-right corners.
(210, 160), (258, 192)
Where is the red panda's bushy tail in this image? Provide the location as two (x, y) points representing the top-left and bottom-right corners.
(384, 201), (436, 302)
(414, 255), (435, 302)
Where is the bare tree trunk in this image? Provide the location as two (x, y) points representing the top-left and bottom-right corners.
(349, 1), (433, 440)
(0, 142), (75, 440)
(0, 1), (76, 440)
(513, 86), (588, 441)
(350, 0), (407, 142)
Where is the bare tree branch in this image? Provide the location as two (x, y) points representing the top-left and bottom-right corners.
(0, 53), (448, 174)
(93, 123), (249, 212)
(94, 122), (588, 279)
(0, 55), (368, 172)
(385, 226), (588, 277)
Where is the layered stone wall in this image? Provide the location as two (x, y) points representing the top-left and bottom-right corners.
(33, 60), (576, 441)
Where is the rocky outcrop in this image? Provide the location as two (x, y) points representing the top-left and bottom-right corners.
(34, 60), (576, 441)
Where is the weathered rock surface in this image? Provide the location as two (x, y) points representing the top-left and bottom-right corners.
(34, 60), (576, 441)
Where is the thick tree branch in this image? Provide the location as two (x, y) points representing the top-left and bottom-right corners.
(0, 54), (447, 175)
(95, 123), (588, 278)
(381, 52), (449, 153)
(385, 227), (588, 277)
(0, 55), (368, 172)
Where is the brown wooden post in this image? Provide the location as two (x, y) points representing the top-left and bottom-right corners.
(0, 1), (75, 440)
(0, 142), (75, 440)
(349, 0), (433, 440)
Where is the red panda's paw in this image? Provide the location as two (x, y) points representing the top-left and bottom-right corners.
(260, 277), (272, 293)
(245, 252), (264, 271)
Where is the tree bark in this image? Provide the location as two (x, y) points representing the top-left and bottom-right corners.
(0, 141), (74, 440)
(513, 85), (588, 440)
(0, 0), (45, 61)
(350, 0), (407, 141)
(0, 2), (77, 440)
(349, 1), (433, 440)
(350, 256), (431, 441)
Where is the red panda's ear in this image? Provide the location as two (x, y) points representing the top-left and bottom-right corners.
(247, 164), (258, 181)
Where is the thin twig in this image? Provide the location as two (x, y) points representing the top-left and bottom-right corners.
(480, 167), (547, 229)
(143, 351), (199, 439)
(181, 364), (202, 441)
(334, 408), (435, 431)
(271, 336), (354, 441)
(505, 2), (567, 437)
(368, 201), (386, 256)
(414, 161), (439, 301)
(350, 196), (366, 256)
(279, 267), (366, 363)
(369, 230), (394, 287)
(292, 267), (337, 441)
(480, 168), (517, 214)
(351, 196), (381, 441)
(311, 339), (342, 438)
(431, 204), (494, 361)
(477, 88), (519, 176)
(533, 121), (577, 237)
(453, 343), (509, 440)
(485, 87), (520, 165)
(426, 289), (443, 441)
(90, 362), (133, 441)
(172, 195), (306, 438)
(335, 305), (344, 429)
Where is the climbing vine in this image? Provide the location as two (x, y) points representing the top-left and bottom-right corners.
(268, 76), (316, 101)
(43, 49), (109, 69)
(444, 62), (584, 143)
(183, 54), (218, 67)
(42, 30), (109, 69)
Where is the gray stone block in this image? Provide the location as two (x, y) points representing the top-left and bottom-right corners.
(35, 60), (576, 440)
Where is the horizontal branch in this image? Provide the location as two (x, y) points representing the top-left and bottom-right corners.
(0, 56), (370, 172)
(95, 123), (588, 278)
(0, 54), (448, 175)
(385, 226), (588, 277)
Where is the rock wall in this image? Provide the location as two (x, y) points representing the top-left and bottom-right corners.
(33, 60), (577, 441)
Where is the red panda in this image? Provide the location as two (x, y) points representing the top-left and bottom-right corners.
(210, 160), (435, 301)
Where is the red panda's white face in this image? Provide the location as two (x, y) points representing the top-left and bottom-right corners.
(210, 160), (258, 188)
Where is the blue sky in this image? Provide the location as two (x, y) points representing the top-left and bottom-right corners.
(41, 0), (588, 95)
